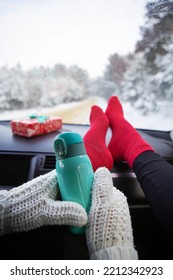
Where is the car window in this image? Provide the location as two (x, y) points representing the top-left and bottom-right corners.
(0, 0), (172, 130)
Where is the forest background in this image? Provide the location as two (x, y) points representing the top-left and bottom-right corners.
(0, 0), (173, 128)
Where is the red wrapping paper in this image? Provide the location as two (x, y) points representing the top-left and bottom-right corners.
(11, 116), (62, 138)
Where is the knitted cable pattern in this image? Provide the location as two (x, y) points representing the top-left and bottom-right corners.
(0, 170), (87, 236)
(86, 167), (134, 256)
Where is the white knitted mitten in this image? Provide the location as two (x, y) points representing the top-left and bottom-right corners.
(0, 170), (87, 236)
(86, 167), (138, 260)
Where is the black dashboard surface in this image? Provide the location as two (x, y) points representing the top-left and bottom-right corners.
(0, 121), (88, 154)
(1, 120), (173, 160)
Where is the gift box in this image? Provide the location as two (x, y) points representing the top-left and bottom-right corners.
(11, 115), (62, 138)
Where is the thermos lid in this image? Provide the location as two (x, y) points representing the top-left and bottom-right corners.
(54, 132), (86, 159)
(55, 132), (83, 145)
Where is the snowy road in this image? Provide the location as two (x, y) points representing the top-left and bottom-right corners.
(44, 96), (106, 124)
(0, 96), (107, 125)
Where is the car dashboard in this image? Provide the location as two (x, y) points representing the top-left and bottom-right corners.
(1, 120), (173, 260)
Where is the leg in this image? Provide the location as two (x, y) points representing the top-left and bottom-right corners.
(105, 96), (154, 168)
(106, 96), (173, 235)
(83, 105), (113, 171)
(133, 151), (173, 235)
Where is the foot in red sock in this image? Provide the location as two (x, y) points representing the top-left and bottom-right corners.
(105, 96), (154, 168)
(83, 105), (113, 171)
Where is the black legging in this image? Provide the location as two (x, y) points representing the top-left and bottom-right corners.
(133, 151), (173, 236)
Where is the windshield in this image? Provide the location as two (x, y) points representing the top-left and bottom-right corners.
(0, 0), (173, 130)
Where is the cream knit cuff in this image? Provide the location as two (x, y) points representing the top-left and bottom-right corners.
(90, 246), (138, 260)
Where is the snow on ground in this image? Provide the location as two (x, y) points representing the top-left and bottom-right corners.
(95, 98), (173, 131)
(0, 96), (173, 131)
(122, 100), (173, 131)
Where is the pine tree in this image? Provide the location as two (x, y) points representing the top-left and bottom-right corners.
(122, 0), (173, 113)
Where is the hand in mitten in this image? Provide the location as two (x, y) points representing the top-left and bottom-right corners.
(86, 167), (138, 260)
(0, 170), (87, 236)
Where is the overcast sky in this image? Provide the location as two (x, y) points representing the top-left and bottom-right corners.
(0, 0), (149, 77)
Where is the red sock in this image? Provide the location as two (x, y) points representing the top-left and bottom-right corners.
(105, 96), (154, 168)
(83, 105), (113, 171)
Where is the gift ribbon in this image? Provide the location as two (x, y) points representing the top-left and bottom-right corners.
(29, 114), (49, 123)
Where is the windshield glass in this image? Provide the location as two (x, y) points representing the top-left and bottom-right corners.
(0, 0), (173, 130)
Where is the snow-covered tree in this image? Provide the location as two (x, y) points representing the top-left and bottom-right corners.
(104, 53), (133, 86)
(0, 63), (92, 111)
(0, 64), (29, 110)
(153, 36), (173, 100)
(121, 53), (157, 114)
(89, 77), (118, 100)
(121, 0), (173, 114)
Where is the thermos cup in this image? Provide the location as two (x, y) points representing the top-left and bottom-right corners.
(54, 132), (94, 234)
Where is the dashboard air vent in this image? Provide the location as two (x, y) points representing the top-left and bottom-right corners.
(44, 155), (56, 170)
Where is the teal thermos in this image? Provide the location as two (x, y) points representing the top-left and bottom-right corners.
(54, 132), (94, 234)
